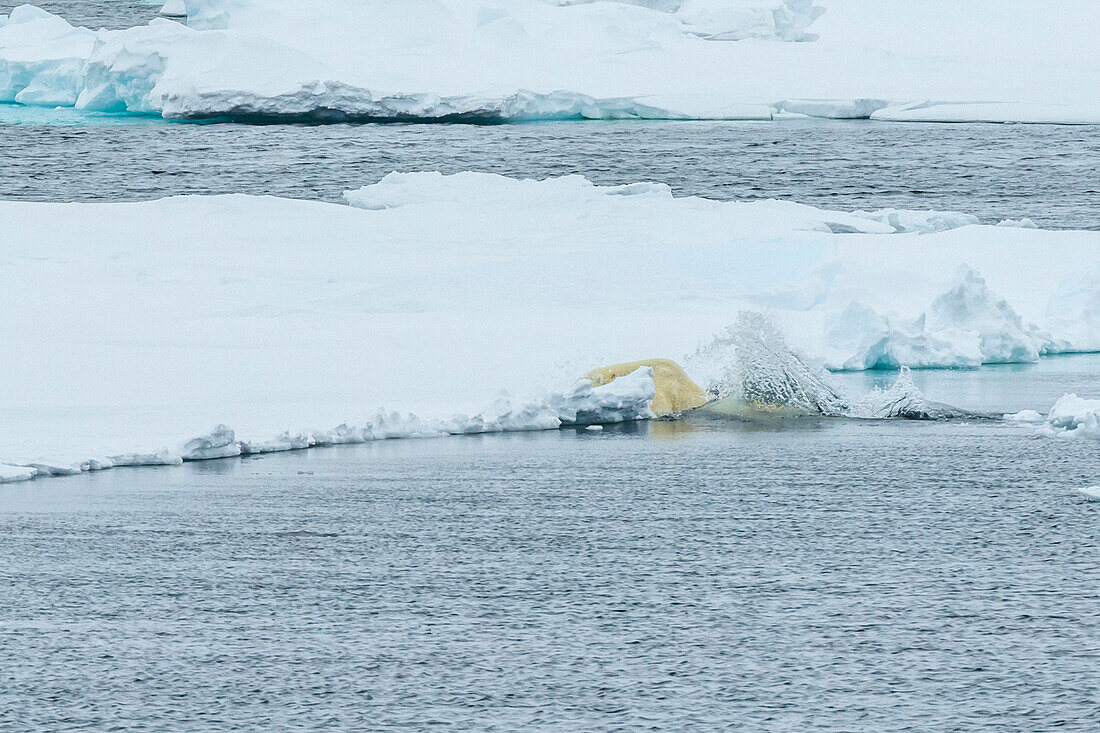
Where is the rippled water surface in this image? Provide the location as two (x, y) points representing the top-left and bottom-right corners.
(3, 417), (1099, 731)
(0, 0), (158, 28)
(2, 113), (1099, 228)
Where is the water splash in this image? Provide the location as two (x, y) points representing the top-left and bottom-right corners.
(690, 312), (984, 420)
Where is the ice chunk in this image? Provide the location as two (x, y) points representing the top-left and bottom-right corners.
(851, 209), (980, 235)
(553, 0), (826, 41)
(312, 424), (368, 446)
(1004, 409), (1044, 424)
(82, 457), (115, 471)
(108, 449), (184, 466)
(820, 268), (1049, 370)
(927, 268), (1044, 364)
(22, 459), (83, 476)
(179, 425), (242, 460)
(444, 394), (562, 434)
(996, 218), (1038, 229)
(1015, 394), (1100, 440)
(0, 464), (37, 483)
(160, 1), (187, 17)
(823, 303), (982, 371)
(240, 432), (314, 454)
(1079, 486), (1100, 502)
(551, 367), (657, 425)
(1041, 394), (1100, 439)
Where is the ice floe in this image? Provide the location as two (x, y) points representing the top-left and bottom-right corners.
(1, 171), (1098, 479)
(2, 0), (1099, 123)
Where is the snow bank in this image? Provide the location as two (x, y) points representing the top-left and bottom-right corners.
(1007, 395), (1100, 441)
(2, 172), (1099, 479)
(2, 0), (1099, 122)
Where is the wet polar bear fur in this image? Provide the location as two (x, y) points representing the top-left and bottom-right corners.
(585, 359), (710, 417)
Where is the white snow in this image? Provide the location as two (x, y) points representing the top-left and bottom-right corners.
(2, 171), (1100, 478)
(1042, 273), (1100, 355)
(1, 0), (1099, 122)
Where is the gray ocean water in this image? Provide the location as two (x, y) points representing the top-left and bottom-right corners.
(3, 105), (1100, 228)
(3, 2), (1100, 730)
(2, 415), (1099, 731)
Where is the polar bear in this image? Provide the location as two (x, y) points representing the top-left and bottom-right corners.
(584, 358), (709, 417)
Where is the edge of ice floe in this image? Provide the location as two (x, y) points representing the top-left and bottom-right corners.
(154, 94), (1100, 125)
(0, 368), (658, 485)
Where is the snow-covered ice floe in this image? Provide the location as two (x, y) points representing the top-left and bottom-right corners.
(1079, 486), (1100, 502)
(2, 0), (1099, 123)
(2, 171), (1099, 480)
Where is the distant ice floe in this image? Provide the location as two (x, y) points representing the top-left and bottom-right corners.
(2, 1), (1100, 123)
(1079, 486), (1100, 502)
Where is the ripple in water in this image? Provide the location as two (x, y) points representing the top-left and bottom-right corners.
(1, 116), (1099, 229)
(1, 425), (1098, 730)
